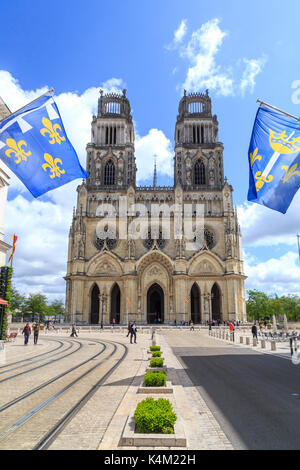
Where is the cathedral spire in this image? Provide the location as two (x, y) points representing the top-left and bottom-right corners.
(153, 155), (157, 188)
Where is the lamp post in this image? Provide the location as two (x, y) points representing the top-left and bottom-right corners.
(99, 291), (107, 329)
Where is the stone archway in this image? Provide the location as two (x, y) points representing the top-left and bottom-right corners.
(191, 283), (201, 324)
(90, 284), (100, 324)
(147, 283), (164, 324)
(110, 283), (121, 324)
(211, 283), (222, 321)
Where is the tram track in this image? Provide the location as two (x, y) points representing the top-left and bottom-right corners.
(0, 339), (128, 450)
(0, 339), (82, 383)
(0, 340), (106, 412)
(0, 337), (65, 370)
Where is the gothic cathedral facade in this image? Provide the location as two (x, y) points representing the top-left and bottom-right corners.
(65, 89), (246, 324)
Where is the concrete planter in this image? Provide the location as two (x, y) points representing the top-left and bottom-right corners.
(121, 410), (186, 447)
(146, 365), (167, 372)
(137, 380), (173, 394)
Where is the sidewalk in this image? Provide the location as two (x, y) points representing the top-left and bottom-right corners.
(99, 331), (233, 450)
(208, 328), (296, 362)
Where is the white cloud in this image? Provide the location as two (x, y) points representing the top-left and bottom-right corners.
(179, 18), (234, 95)
(168, 18), (266, 97)
(166, 19), (188, 50)
(238, 191), (300, 247)
(135, 129), (173, 183)
(240, 56), (267, 96)
(245, 251), (300, 295)
(174, 19), (188, 44)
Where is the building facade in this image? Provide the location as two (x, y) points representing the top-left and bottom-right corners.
(0, 97), (11, 266)
(65, 89), (246, 324)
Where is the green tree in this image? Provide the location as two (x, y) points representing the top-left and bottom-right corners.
(246, 290), (270, 321)
(9, 288), (26, 316)
(24, 293), (48, 322)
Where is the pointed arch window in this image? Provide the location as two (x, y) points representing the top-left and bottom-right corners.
(194, 159), (206, 185)
(104, 159), (115, 185)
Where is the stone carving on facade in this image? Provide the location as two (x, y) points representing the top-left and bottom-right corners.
(96, 261), (117, 274)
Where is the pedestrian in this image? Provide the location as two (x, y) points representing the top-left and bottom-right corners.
(70, 323), (78, 337)
(126, 321), (132, 337)
(190, 321), (195, 331)
(229, 321), (235, 341)
(33, 322), (40, 345)
(112, 318), (115, 328)
(130, 321), (137, 344)
(252, 323), (258, 340)
(22, 322), (31, 345)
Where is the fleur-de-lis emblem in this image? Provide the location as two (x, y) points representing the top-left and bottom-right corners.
(5, 138), (31, 164)
(281, 164), (300, 183)
(42, 153), (65, 179)
(250, 147), (262, 168)
(40, 117), (66, 144)
(254, 171), (273, 191)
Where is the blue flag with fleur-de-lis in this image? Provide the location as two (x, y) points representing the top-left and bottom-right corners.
(0, 91), (88, 197)
(248, 104), (300, 214)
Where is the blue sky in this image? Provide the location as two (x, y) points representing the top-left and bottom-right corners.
(1, 0), (300, 299)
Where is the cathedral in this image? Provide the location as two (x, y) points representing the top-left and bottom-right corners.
(65, 89), (246, 325)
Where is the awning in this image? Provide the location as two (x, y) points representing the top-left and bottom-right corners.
(0, 298), (8, 307)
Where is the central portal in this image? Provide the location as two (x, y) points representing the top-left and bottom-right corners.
(147, 283), (164, 324)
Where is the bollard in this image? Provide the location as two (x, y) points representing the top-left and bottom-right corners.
(246, 337), (250, 345)
(253, 338), (257, 347)
(271, 340), (276, 351)
(261, 339), (266, 349)
(240, 336), (244, 344)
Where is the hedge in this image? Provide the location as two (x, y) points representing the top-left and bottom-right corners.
(149, 358), (164, 368)
(144, 370), (167, 387)
(134, 397), (177, 434)
(151, 351), (161, 358)
(150, 346), (161, 351)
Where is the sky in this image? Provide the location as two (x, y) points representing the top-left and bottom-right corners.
(0, 0), (300, 301)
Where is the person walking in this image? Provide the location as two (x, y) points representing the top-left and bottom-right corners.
(229, 321), (235, 341)
(130, 321), (137, 344)
(112, 318), (116, 328)
(252, 323), (258, 340)
(22, 323), (31, 345)
(70, 323), (78, 337)
(190, 321), (195, 331)
(126, 321), (132, 337)
(33, 322), (40, 345)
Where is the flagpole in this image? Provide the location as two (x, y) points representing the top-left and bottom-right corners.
(256, 98), (300, 122)
(297, 234), (300, 263)
(0, 88), (55, 125)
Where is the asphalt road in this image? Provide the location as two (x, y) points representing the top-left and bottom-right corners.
(167, 333), (300, 450)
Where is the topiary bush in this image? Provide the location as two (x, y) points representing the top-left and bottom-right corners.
(150, 358), (164, 368)
(152, 351), (161, 358)
(134, 397), (177, 434)
(150, 346), (161, 351)
(144, 370), (167, 387)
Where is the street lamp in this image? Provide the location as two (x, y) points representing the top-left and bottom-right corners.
(99, 291), (107, 329)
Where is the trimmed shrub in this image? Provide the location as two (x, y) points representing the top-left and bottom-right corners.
(144, 370), (167, 387)
(152, 351), (161, 358)
(134, 397), (177, 434)
(150, 346), (161, 351)
(150, 358), (164, 368)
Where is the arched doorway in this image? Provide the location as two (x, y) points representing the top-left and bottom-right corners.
(211, 283), (222, 321)
(191, 283), (201, 323)
(147, 283), (164, 324)
(90, 284), (100, 324)
(110, 283), (121, 324)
